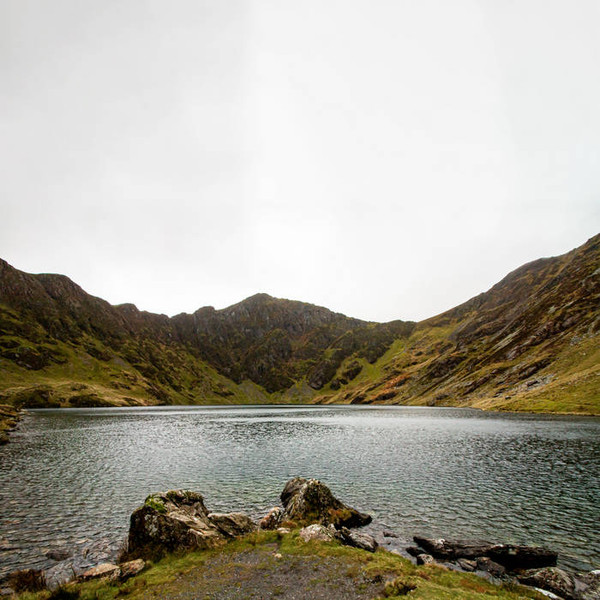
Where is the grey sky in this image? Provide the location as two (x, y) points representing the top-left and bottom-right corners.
(2, 0), (599, 322)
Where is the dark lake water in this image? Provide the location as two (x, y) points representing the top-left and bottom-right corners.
(0, 405), (599, 576)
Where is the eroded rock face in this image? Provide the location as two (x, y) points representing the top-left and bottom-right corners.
(127, 490), (255, 559)
(280, 478), (371, 528)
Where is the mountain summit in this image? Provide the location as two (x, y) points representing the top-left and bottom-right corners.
(0, 234), (598, 413)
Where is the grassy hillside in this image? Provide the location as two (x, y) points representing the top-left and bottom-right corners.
(314, 234), (600, 414)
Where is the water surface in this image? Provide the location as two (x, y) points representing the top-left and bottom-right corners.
(0, 405), (598, 575)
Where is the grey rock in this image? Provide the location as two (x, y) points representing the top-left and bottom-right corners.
(127, 490), (231, 558)
(476, 557), (507, 578)
(299, 524), (336, 543)
(208, 512), (256, 538)
(457, 558), (478, 572)
(280, 477), (371, 528)
(578, 570), (600, 600)
(518, 567), (576, 600)
(417, 554), (435, 565)
(44, 561), (76, 590)
(337, 527), (378, 553)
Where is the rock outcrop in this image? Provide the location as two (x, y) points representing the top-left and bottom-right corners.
(280, 478), (372, 528)
(412, 536), (557, 570)
(127, 490), (256, 559)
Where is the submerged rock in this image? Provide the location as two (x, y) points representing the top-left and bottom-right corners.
(280, 478), (371, 528)
(127, 490), (255, 559)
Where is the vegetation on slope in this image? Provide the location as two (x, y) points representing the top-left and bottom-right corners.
(315, 234), (600, 414)
(0, 233), (598, 413)
(0, 260), (413, 408)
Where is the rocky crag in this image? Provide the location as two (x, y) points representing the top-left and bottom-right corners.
(0, 233), (598, 414)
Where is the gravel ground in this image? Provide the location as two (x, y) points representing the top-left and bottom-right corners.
(145, 544), (388, 600)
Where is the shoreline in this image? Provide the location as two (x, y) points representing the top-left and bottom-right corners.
(0, 404), (21, 445)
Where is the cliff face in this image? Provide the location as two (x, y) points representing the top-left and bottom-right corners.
(318, 234), (600, 414)
(0, 233), (598, 413)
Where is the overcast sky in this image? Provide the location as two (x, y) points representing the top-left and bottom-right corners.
(1, 0), (599, 322)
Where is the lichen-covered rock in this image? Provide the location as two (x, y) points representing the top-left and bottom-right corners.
(208, 513), (256, 538)
(280, 478), (371, 528)
(299, 524), (336, 543)
(127, 490), (252, 558)
(417, 554), (435, 565)
(259, 507), (284, 530)
(517, 567), (577, 599)
(578, 570), (600, 600)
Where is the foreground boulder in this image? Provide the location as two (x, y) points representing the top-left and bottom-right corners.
(413, 536), (557, 571)
(127, 490), (256, 558)
(281, 478), (371, 528)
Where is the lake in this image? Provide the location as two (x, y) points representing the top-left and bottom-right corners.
(0, 405), (598, 577)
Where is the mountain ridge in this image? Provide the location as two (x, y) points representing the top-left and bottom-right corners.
(0, 234), (598, 413)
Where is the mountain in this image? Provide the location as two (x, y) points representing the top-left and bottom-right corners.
(0, 233), (598, 413)
(315, 233), (600, 414)
(0, 259), (413, 407)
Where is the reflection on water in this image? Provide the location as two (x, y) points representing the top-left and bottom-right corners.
(0, 405), (598, 575)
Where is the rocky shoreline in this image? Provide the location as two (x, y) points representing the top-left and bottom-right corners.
(1, 478), (598, 599)
(0, 405), (21, 445)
